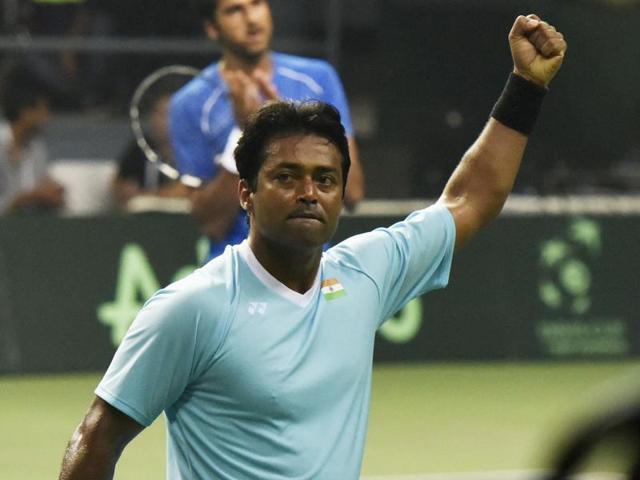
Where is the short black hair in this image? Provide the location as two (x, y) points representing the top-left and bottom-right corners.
(0, 65), (51, 122)
(235, 100), (351, 193)
(190, 0), (218, 21)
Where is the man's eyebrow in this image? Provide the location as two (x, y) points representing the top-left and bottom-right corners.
(315, 166), (340, 174)
(267, 162), (304, 171)
(267, 163), (340, 175)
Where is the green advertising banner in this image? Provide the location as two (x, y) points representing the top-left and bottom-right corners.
(1, 212), (638, 374)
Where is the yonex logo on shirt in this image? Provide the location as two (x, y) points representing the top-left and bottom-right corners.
(248, 302), (267, 315)
(321, 278), (346, 301)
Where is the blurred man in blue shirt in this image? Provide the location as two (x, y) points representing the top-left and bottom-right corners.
(170, 0), (365, 260)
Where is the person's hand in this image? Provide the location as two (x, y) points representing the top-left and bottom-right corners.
(222, 68), (278, 126)
(112, 179), (141, 208)
(509, 14), (567, 88)
(34, 179), (65, 208)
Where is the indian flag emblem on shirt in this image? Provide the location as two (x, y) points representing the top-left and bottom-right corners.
(321, 278), (346, 300)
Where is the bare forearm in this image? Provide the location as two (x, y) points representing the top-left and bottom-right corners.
(197, 208), (241, 241)
(438, 15), (566, 250)
(439, 118), (527, 247)
(156, 181), (189, 198)
(344, 136), (365, 210)
(190, 170), (241, 241)
(7, 190), (41, 212)
(444, 118), (526, 214)
(112, 179), (141, 209)
(7, 179), (65, 213)
(59, 397), (143, 480)
(59, 428), (118, 479)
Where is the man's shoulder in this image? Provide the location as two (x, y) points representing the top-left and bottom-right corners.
(323, 232), (380, 273)
(273, 52), (335, 74)
(172, 62), (224, 108)
(154, 250), (236, 315)
(324, 204), (456, 265)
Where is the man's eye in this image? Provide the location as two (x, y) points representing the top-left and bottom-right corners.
(318, 175), (336, 186)
(276, 173), (293, 182)
(225, 5), (243, 15)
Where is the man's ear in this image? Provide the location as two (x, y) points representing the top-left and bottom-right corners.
(238, 179), (253, 214)
(204, 20), (220, 41)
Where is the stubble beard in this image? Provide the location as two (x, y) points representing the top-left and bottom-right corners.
(219, 24), (272, 65)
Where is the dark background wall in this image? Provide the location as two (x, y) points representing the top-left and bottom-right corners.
(339, 0), (640, 196)
(3, 0), (639, 198)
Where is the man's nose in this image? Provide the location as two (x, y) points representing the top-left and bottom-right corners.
(297, 177), (318, 203)
(246, 5), (261, 23)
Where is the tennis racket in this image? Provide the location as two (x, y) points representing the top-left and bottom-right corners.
(129, 65), (203, 188)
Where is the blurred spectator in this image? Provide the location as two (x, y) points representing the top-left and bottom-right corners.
(0, 64), (65, 214)
(112, 93), (188, 209)
(25, 0), (89, 109)
(20, 0), (116, 110)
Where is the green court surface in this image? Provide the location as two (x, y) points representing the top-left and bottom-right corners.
(1, 361), (639, 479)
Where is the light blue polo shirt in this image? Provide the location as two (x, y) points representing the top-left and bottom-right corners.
(96, 203), (455, 479)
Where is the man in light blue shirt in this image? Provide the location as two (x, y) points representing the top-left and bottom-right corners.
(94, 204), (454, 479)
(59, 14), (567, 479)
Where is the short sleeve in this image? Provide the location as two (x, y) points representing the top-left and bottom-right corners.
(169, 94), (216, 179)
(328, 204), (455, 324)
(216, 127), (242, 174)
(96, 274), (227, 426)
(318, 63), (353, 137)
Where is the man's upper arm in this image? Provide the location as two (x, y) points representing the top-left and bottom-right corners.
(59, 397), (144, 479)
(86, 396), (145, 443)
(436, 198), (484, 251)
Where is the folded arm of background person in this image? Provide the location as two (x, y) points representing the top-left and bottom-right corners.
(0, 177), (64, 214)
(437, 14), (566, 250)
(189, 168), (241, 241)
(58, 397), (144, 480)
(112, 177), (189, 211)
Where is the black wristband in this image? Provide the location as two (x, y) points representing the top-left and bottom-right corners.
(490, 73), (547, 135)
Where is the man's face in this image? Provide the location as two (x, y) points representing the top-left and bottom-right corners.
(206, 0), (273, 63)
(242, 133), (344, 251)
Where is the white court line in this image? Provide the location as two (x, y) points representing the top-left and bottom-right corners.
(362, 471), (541, 480)
(362, 471), (623, 480)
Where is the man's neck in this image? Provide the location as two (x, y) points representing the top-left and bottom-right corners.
(220, 51), (272, 76)
(248, 236), (322, 294)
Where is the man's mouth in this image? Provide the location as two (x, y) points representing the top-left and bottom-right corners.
(247, 28), (264, 39)
(288, 212), (323, 223)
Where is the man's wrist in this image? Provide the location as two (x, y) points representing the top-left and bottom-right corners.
(490, 72), (547, 135)
(512, 68), (547, 88)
